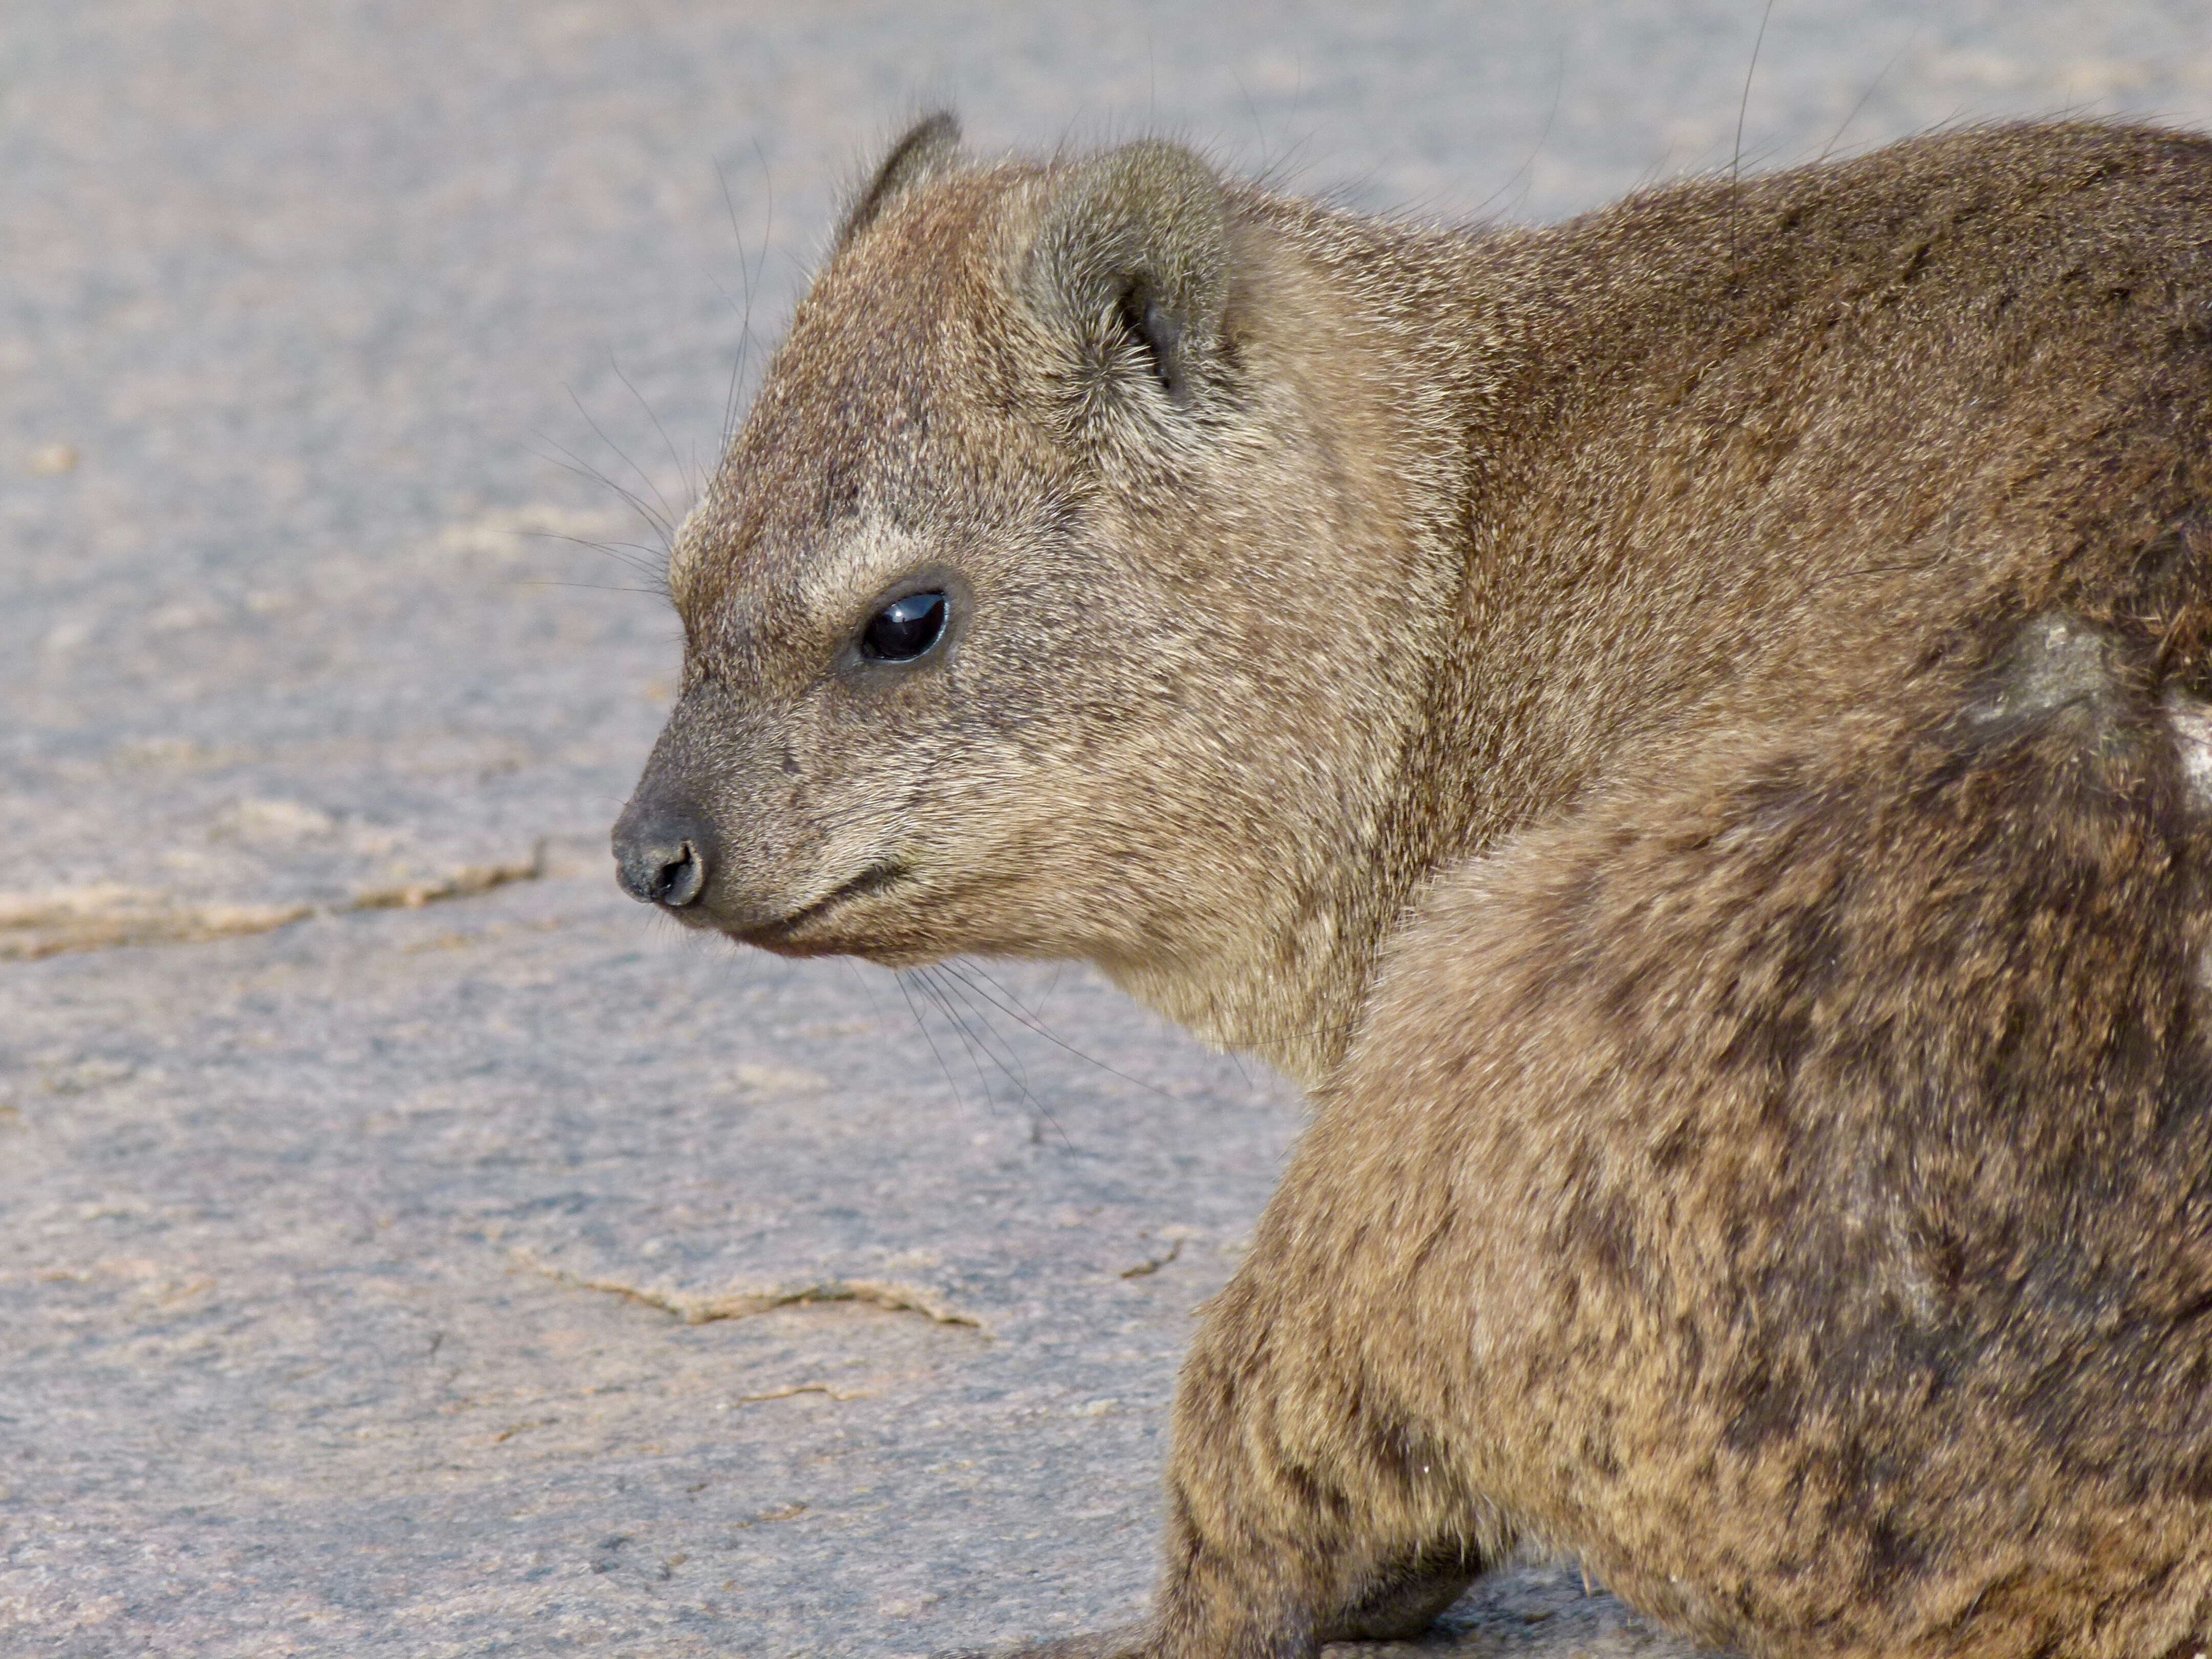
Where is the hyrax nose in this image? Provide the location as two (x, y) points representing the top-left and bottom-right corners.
(611, 801), (711, 909)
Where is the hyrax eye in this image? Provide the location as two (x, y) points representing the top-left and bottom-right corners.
(859, 590), (949, 663)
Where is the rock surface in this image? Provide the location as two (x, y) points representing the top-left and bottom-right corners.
(6, 3), (2212, 1654)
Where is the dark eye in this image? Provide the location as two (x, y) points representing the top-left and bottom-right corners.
(860, 590), (948, 663)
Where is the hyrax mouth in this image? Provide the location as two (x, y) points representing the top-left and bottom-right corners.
(739, 861), (912, 950)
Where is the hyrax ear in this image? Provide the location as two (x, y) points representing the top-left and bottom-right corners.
(1022, 140), (1229, 410)
(833, 112), (965, 252)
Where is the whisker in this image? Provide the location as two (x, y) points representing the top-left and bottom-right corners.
(921, 965), (1019, 1108)
(1818, 27), (1922, 162)
(896, 971), (967, 1110)
(910, 966), (1000, 1111)
(938, 958), (1169, 1101)
(749, 139), (775, 317)
(606, 350), (695, 526)
(1029, 962), (1062, 1022)
(713, 158), (764, 450)
(534, 435), (675, 554)
(561, 391), (677, 545)
(1729, 0), (1779, 279)
(516, 528), (670, 584)
(922, 965), (1073, 1148)
(1471, 40), (1565, 222)
(925, 966), (1039, 1101)
(513, 580), (669, 597)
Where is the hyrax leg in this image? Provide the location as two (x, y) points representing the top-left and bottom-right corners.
(1125, 1229), (1506, 1659)
(965, 1251), (1497, 1655)
(963, 1240), (1498, 1659)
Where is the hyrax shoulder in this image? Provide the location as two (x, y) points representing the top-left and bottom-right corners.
(615, 116), (2212, 1656)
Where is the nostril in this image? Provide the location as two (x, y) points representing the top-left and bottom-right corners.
(614, 828), (711, 910)
(655, 840), (706, 907)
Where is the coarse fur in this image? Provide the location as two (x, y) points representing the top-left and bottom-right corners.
(613, 115), (2212, 1656)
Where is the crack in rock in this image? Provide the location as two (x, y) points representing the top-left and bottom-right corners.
(1118, 1239), (1183, 1279)
(1, 845), (547, 961)
(730, 1502), (807, 1529)
(511, 1249), (988, 1333)
(347, 849), (546, 911)
(729, 1383), (873, 1407)
(0, 888), (316, 960)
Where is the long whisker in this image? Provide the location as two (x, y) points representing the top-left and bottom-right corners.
(562, 390), (677, 545)
(1029, 963), (1062, 1022)
(1818, 28), (1921, 162)
(713, 158), (762, 450)
(896, 970), (967, 1110)
(910, 966), (1001, 1111)
(517, 528), (670, 584)
(1729, 0), (1778, 279)
(606, 350), (694, 525)
(1471, 40), (1566, 221)
(922, 966), (1074, 1149)
(921, 965), (1018, 1109)
(535, 435), (675, 554)
(938, 958), (1169, 1101)
(513, 580), (668, 597)
(749, 139), (775, 317)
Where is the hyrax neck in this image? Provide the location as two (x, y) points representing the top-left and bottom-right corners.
(1104, 204), (1530, 1094)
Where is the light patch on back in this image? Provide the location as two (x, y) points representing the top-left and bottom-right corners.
(1967, 612), (2117, 730)
(2165, 687), (2212, 809)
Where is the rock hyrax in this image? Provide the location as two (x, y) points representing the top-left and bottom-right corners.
(613, 113), (2212, 1656)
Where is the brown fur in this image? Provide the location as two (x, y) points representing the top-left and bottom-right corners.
(613, 116), (2212, 1655)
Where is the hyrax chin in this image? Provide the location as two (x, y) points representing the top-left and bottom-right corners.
(614, 112), (2212, 1656)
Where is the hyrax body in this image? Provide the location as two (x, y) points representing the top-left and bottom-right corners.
(613, 115), (2212, 1656)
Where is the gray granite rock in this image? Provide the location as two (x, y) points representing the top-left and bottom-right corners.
(5, 2), (2211, 1653)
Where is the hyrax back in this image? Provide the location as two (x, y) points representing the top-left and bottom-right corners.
(614, 118), (2212, 1655)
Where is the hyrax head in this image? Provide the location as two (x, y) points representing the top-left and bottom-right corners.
(612, 114), (1423, 989)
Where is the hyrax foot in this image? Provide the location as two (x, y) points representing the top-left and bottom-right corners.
(1319, 1559), (1481, 1642)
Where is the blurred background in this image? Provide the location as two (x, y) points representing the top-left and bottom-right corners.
(6, 4), (2212, 1654)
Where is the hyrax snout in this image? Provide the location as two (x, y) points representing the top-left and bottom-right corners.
(615, 113), (2212, 1656)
